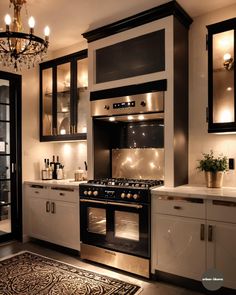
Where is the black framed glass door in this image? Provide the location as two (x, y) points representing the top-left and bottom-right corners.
(0, 71), (22, 242)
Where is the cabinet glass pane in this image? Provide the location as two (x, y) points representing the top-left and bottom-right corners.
(57, 63), (71, 135)
(0, 122), (10, 154)
(42, 68), (53, 136)
(115, 211), (139, 241)
(213, 30), (234, 123)
(77, 58), (88, 133)
(88, 207), (106, 235)
(0, 81), (9, 104)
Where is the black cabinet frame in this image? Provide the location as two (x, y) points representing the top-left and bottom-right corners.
(207, 18), (236, 133)
(39, 49), (88, 141)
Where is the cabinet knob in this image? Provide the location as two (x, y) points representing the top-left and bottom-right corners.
(104, 105), (110, 110)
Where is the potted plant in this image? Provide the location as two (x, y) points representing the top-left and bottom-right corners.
(197, 150), (228, 188)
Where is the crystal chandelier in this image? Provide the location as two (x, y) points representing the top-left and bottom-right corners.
(0, 0), (50, 71)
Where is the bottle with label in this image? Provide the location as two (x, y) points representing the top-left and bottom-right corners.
(56, 164), (64, 180)
(42, 158), (48, 180)
(50, 155), (56, 179)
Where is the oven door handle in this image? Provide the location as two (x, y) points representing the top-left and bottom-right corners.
(80, 199), (143, 209)
(80, 199), (107, 205)
(108, 201), (143, 209)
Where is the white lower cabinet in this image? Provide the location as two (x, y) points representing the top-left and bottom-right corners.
(152, 195), (236, 290)
(206, 199), (236, 289)
(153, 214), (206, 280)
(27, 184), (80, 251)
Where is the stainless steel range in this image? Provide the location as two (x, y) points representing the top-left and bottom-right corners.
(79, 178), (163, 278)
(80, 80), (166, 277)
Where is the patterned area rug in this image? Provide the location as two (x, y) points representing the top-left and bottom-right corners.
(0, 251), (142, 295)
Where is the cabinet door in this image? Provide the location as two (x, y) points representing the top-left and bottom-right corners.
(207, 221), (236, 289)
(153, 214), (206, 280)
(29, 197), (51, 241)
(40, 50), (88, 142)
(49, 200), (79, 250)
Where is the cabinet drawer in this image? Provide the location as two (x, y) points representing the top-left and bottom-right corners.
(50, 187), (78, 203)
(26, 185), (49, 199)
(207, 199), (236, 224)
(153, 196), (205, 219)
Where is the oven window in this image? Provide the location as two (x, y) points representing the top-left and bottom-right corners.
(115, 211), (139, 241)
(88, 208), (106, 235)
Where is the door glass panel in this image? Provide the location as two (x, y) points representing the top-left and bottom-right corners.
(115, 211), (139, 241)
(0, 122), (10, 154)
(0, 180), (10, 203)
(0, 204), (11, 235)
(57, 63), (71, 135)
(0, 81), (9, 104)
(88, 207), (106, 235)
(77, 58), (88, 133)
(42, 68), (53, 136)
(0, 104), (9, 121)
(212, 30), (234, 123)
(0, 156), (10, 179)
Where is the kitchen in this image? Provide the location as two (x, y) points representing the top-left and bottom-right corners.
(0, 0), (235, 294)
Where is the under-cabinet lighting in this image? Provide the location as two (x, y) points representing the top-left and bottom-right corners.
(128, 115), (133, 120)
(60, 128), (66, 135)
(138, 115), (144, 120)
(109, 117), (115, 122)
(226, 87), (232, 91)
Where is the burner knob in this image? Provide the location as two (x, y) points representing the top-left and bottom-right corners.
(140, 101), (146, 107)
(84, 190), (88, 195)
(121, 193), (126, 199)
(133, 194), (139, 200)
(127, 193), (132, 199)
(88, 190), (92, 196)
(93, 190), (98, 196)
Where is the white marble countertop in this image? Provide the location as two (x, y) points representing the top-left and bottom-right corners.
(151, 184), (236, 201)
(24, 179), (86, 189)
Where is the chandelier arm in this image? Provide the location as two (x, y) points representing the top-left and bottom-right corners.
(0, 43), (10, 53)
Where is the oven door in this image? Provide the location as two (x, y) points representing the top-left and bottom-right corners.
(80, 198), (150, 258)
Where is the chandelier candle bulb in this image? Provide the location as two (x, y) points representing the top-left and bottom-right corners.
(44, 26), (50, 42)
(4, 14), (11, 31)
(28, 16), (35, 34)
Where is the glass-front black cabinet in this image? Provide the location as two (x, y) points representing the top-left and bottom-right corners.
(207, 18), (235, 133)
(40, 50), (88, 141)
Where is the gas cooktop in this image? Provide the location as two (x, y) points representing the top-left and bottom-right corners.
(87, 178), (164, 188)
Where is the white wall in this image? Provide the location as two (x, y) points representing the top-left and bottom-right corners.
(189, 3), (236, 187)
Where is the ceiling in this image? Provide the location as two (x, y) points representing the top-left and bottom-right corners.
(0, 0), (235, 52)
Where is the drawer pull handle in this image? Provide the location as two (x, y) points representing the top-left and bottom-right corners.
(173, 206), (182, 210)
(46, 201), (50, 213)
(200, 224), (205, 241)
(34, 191), (39, 194)
(208, 225), (213, 242)
(51, 202), (56, 214)
(59, 193), (65, 196)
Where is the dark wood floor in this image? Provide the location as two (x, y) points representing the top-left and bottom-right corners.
(0, 240), (205, 295)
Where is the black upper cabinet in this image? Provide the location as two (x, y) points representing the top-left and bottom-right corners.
(40, 50), (88, 141)
(207, 18), (236, 133)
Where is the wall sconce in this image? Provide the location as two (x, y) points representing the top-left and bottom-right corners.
(223, 53), (234, 70)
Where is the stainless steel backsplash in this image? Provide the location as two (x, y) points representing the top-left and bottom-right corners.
(112, 148), (164, 180)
